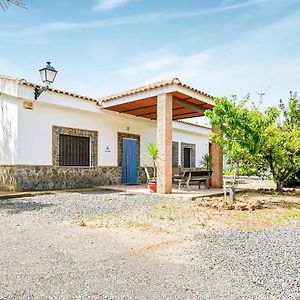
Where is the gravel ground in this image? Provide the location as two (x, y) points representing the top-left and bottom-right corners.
(0, 190), (299, 300)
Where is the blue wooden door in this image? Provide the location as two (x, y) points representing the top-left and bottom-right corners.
(122, 138), (137, 185)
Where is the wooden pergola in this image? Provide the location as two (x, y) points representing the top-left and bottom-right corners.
(100, 78), (223, 194)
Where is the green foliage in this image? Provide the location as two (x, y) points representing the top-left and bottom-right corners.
(261, 124), (300, 191)
(279, 92), (300, 130)
(79, 219), (86, 227)
(147, 142), (158, 160)
(259, 93), (300, 191)
(205, 96), (278, 178)
(199, 153), (212, 170)
(147, 142), (158, 179)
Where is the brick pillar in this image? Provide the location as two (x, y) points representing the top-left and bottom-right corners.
(211, 126), (223, 188)
(157, 93), (173, 194)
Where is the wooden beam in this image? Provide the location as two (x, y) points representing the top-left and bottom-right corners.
(138, 112), (157, 119)
(121, 103), (157, 113)
(172, 97), (206, 114)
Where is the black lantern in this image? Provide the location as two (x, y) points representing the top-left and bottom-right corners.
(34, 62), (58, 100)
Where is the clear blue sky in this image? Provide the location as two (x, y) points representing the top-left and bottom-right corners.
(1, 0), (299, 107)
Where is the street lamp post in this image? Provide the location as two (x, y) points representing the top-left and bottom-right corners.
(34, 62), (58, 100)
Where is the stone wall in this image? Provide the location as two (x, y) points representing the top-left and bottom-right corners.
(0, 165), (150, 192)
(0, 166), (18, 191)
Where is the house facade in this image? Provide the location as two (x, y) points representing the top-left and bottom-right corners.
(0, 76), (222, 192)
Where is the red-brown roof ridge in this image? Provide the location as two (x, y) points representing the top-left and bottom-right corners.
(99, 77), (214, 103)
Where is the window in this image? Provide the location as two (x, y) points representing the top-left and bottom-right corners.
(172, 142), (178, 167)
(183, 147), (191, 168)
(181, 143), (196, 168)
(59, 134), (90, 166)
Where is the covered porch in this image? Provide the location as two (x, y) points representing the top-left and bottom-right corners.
(100, 78), (223, 194)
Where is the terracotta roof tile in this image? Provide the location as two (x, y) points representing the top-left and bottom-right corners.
(176, 120), (211, 130)
(0, 75), (214, 108)
(22, 81), (98, 103)
(0, 75), (98, 103)
(99, 78), (214, 103)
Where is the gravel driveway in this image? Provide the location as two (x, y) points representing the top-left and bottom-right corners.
(0, 190), (299, 300)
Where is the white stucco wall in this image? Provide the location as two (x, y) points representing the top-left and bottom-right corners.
(16, 100), (209, 166)
(17, 101), (158, 166)
(0, 94), (18, 164)
(0, 82), (210, 167)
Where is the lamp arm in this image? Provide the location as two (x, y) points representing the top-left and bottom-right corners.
(34, 86), (48, 100)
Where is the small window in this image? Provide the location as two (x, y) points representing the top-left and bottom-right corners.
(59, 134), (90, 166)
(172, 142), (178, 167)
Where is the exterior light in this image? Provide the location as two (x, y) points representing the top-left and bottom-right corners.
(34, 62), (58, 100)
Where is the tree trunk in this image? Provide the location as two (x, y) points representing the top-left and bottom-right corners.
(228, 161), (239, 204)
(228, 186), (235, 205)
(276, 181), (284, 193)
(233, 161), (239, 182)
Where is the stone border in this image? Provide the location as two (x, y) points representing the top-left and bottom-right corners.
(181, 142), (196, 168)
(117, 132), (140, 167)
(52, 126), (98, 167)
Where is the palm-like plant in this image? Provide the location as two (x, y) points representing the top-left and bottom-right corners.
(147, 142), (158, 179)
(199, 153), (212, 171)
(0, 0), (26, 11)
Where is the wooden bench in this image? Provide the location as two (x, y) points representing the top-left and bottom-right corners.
(173, 170), (211, 190)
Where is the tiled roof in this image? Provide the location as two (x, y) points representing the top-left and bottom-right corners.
(0, 75), (98, 103)
(99, 78), (214, 103)
(176, 120), (211, 130)
(0, 75), (25, 82)
(0, 75), (213, 120)
(23, 82), (98, 103)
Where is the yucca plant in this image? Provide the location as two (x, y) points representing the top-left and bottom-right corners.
(147, 142), (158, 179)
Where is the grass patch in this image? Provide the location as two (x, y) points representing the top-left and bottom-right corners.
(127, 220), (151, 229)
(281, 209), (300, 221)
(75, 213), (120, 228)
(148, 202), (181, 222)
(228, 208), (300, 231)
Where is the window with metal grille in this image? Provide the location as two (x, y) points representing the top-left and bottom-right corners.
(59, 134), (90, 166)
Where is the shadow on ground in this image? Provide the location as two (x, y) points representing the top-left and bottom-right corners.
(0, 199), (54, 214)
(67, 189), (120, 196)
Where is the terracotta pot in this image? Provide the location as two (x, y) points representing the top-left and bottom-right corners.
(148, 180), (157, 192)
(208, 178), (212, 187)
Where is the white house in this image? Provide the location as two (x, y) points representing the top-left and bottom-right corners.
(0, 75), (223, 193)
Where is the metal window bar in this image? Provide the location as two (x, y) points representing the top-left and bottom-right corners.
(59, 134), (91, 166)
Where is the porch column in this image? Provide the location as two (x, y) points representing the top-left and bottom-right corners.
(211, 126), (223, 188)
(157, 93), (173, 194)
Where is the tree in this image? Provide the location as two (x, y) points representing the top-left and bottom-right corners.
(279, 92), (300, 130)
(206, 93), (299, 194)
(0, 0), (26, 11)
(205, 96), (278, 203)
(205, 96), (278, 181)
(260, 126), (300, 192)
(260, 93), (300, 192)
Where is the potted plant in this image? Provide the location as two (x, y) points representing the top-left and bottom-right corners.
(199, 153), (212, 187)
(147, 142), (158, 192)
